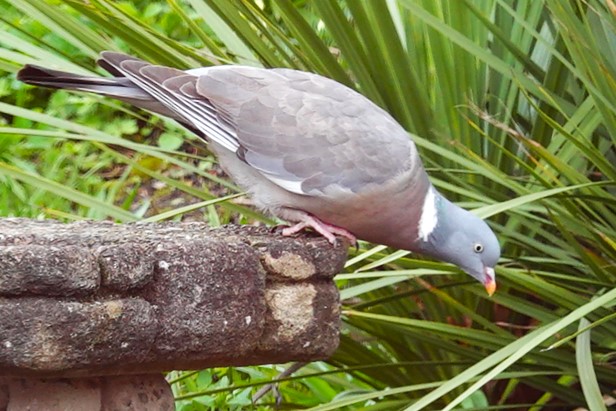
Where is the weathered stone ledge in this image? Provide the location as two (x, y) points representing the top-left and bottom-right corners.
(0, 218), (347, 379)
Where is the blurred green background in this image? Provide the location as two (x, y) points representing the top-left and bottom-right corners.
(0, 0), (615, 409)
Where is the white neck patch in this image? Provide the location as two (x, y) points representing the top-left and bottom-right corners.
(418, 187), (438, 241)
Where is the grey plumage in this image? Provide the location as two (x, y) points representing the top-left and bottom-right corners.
(17, 51), (500, 294)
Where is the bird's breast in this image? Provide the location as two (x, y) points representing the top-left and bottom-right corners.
(301, 172), (431, 251)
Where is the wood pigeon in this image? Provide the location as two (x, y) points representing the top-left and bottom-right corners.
(18, 52), (500, 295)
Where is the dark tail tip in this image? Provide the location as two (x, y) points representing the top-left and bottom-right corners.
(16, 64), (48, 83)
(16, 65), (110, 93)
(17, 64), (82, 88)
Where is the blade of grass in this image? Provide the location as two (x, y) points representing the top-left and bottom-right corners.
(0, 162), (137, 221)
(404, 286), (616, 411)
(576, 318), (608, 411)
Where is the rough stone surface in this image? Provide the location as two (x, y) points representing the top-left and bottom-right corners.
(261, 251), (317, 280)
(6, 377), (101, 411)
(98, 244), (154, 291)
(101, 375), (174, 411)
(0, 374), (173, 411)
(138, 239), (266, 360)
(252, 236), (348, 282)
(0, 218), (347, 378)
(0, 245), (99, 296)
(0, 378), (8, 410)
(0, 298), (156, 375)
(257, 282), (340, 362)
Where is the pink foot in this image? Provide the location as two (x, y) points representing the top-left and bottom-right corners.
(280, 215), (357, 246)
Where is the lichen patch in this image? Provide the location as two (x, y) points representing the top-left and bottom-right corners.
(265, 284), (316, 340)
(261, 251), (316, 280)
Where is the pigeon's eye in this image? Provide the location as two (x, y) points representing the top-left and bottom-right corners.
(473, 243), (484, 253)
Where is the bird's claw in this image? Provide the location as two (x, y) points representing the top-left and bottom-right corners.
(280, 215), (357, 247)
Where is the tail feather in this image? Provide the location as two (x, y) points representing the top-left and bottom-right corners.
(17, 65), (72, 83)
(17, 65), (150, 100)
(96, 59), (125, 78)
(17, 53), (205, 137)
(98, 51), (145, 72)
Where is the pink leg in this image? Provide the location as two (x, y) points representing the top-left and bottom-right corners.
(280, 214), (357, 246)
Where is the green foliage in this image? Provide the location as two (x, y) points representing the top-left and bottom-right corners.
(0, 0), (615, 409)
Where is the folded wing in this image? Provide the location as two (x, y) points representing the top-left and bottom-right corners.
(99, 52), (421, 196)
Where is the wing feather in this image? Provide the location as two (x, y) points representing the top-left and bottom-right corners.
(195, 67), (419, 194)
(98, 52), (422, 196)
(111, 60), (238, 152)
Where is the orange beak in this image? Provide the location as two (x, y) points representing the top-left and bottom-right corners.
(484, 267), (496, 297)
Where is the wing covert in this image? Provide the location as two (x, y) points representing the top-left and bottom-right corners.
(196, 67), (418, 195)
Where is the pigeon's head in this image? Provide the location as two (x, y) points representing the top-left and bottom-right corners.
(417, 190), (500, 295)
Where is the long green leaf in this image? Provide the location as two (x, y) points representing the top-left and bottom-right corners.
(576, 318), (608, 411)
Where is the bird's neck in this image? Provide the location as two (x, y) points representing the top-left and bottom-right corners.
(417, 185), (441, 243)
(414, 188), (455, 259)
